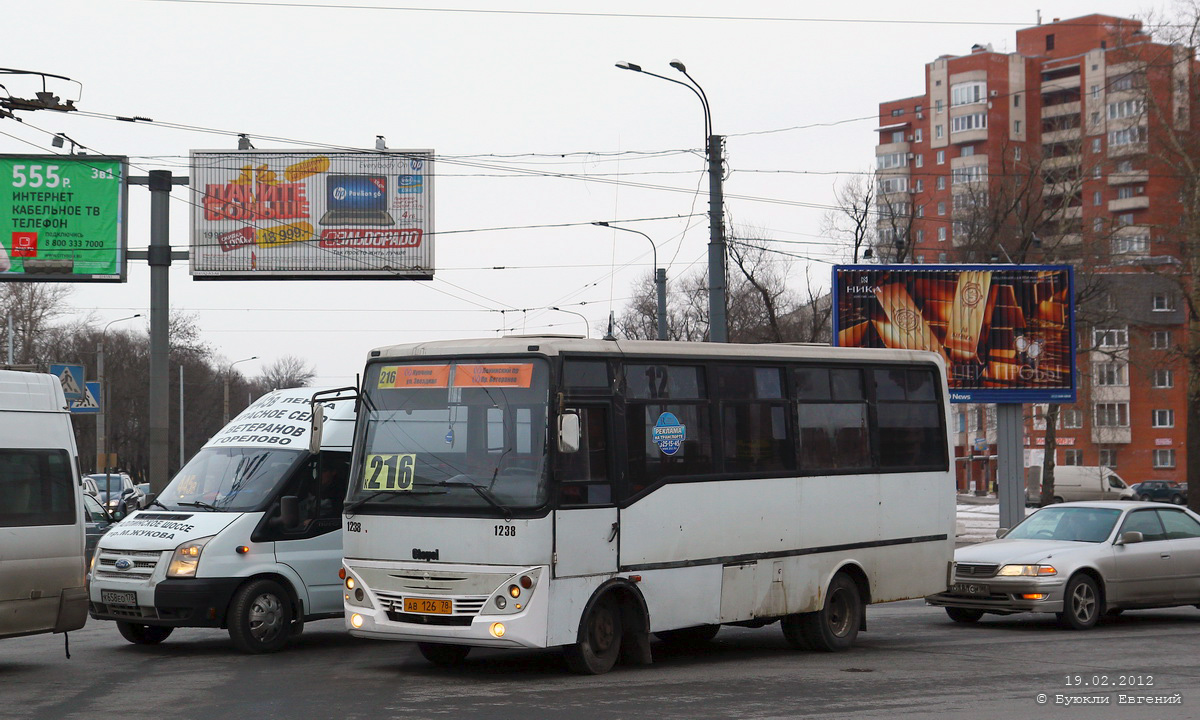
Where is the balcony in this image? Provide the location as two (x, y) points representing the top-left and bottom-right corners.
(1109, 142), (1148, 158)
(1108, 170), (1149, 185)
(1042, 154), (1081, 170)
(1041, 101), (1081, 118)
(1042, 180), (1080, 197)
(1041, 74), (1081, 94)
(1048, 206), (1083, 222)
(950, 128), (988, 145)
(1108, 196), (1149, 212)
(1042, 127), (1081, 145)
(1092, 426), (1132, 445)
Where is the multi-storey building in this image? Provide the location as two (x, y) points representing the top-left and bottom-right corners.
(874, 14), (1196, 490)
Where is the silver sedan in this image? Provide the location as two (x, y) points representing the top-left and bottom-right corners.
(926, 501), (1200, 629)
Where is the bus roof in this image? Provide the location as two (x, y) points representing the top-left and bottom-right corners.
(366, 336), (946, 368)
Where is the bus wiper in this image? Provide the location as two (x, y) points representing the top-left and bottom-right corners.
(433, 480), (512, 521)
(178, 500), (219, 512)
(344, 490), (393, 516)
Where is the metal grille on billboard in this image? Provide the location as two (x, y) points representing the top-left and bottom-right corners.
(189, 150), (434, 279)
(832, 265), (1076, 404)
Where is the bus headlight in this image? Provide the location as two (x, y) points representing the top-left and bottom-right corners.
(167, 535), (215, 578)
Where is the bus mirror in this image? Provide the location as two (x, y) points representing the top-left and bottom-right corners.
(309, 404), (326, 455)
(558, 412), (581, 453)
(280, 495), (301, 530)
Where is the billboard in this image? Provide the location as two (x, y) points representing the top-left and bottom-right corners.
(832, 265), (1076, 404)
(0, 155), (128, 282)
(190, 150), (433, 279)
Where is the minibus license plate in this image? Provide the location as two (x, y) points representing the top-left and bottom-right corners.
(953, 582), (990, 596)
(102, 590), (137, 605)
(404, 597), (452, 615)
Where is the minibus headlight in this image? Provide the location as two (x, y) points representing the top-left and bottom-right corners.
(167, 535), (215, 578)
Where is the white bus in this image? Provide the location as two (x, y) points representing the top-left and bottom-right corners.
(0, 370), (90, 642)
(338, 337), (955, 673)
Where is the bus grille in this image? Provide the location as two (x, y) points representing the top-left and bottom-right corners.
(374, 590), (489, 624)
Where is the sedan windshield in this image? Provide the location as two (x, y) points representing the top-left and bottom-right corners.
(349, 359), (549, 514)
(156, 447), (304, 512)
(1007, 506), (1121, 543)
(89, 475), (126, 498)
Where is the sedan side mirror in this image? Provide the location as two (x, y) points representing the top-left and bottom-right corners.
(995, 528), (1010, 539)
(1116, 530), (1144, 546)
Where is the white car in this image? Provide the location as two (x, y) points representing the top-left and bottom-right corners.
(87, 472), (144, 512)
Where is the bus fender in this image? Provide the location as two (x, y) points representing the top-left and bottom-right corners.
(581, 578), (652, 666)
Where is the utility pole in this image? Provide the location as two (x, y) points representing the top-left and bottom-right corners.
(707, 133), (727, 342)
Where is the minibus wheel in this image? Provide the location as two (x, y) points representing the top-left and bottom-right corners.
(227, 578), (293, 653)
(798, 572), (862, 652)
(116, 622), (173, 645)
(563, 593), (622, 674)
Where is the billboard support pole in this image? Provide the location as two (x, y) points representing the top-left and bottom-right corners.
(996, 403), (1026, 530)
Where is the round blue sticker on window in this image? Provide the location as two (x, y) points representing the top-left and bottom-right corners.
(652, 412), (686, 456)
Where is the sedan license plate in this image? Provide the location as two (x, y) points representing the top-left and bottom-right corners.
(101, 590), (137, 605)
(404, 597), (452, 615)
(953, 582), (990, 597)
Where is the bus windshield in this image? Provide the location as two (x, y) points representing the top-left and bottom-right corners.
(156, 447), (306, 512)
(351, 358), (550, 513)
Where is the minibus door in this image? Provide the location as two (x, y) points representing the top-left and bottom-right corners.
(553, 405), (618, 578)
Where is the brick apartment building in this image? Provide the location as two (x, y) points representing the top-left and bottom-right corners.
(873, 14), (1196, 491)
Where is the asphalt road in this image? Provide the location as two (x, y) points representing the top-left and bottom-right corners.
(4, 601), (1200, 720)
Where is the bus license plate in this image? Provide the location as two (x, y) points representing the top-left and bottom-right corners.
(953, 582), (990, 596)
(404, 597), (452, 615)
(101, 590), (137, 605)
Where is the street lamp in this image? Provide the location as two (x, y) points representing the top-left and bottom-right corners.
(593, 221), (667, 340)
(96, 313), (141, 471)
(616, 59), (727, 342)
(223, 356), (257, 423)
(550, 308), (590, 338)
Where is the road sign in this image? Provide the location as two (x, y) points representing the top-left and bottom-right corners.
(70, 381), (100, 414)
(49, 363), (85, 400)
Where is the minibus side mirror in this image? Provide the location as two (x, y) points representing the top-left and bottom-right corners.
(309, 404), (326, 455)
(280, 495), (301, 530)
(558, 412), (581, 453)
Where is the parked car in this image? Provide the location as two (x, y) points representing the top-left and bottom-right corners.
(1025, 465), (1134, 505)
(926, 501), (1200, 630)
(87, 472), (144, 512)
(82, 475), (100, 499)
(1129, 480), (1187, 505)
(81, 493), (117, 564)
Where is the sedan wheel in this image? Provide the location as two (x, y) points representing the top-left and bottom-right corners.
(1171, 495), (1185, 505)
(1057, 574), (1100, 630)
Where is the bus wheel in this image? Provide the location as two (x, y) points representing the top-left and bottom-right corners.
(655, 624), (720, 646)
(228, 579), (293, 654)
(564, 594), (622, 674)
(418, 642), (471, 666)
(799, 573), (862, 652)
(116, 621), (173, 645)
(780, 614), (813, 650)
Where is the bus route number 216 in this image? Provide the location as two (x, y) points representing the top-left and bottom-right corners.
(363, 453), (417, 491)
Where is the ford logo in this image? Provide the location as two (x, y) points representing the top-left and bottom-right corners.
(114, 558), (133, 571)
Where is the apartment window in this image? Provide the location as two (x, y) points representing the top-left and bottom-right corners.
(1062, 449), (1083, 466)
(936, 150), (945, 165)
(960, 145), (975, 157)
(951, 113), (988, 133)
(1154, 449), (1177, 468)
(935, 99), (944, 113)
(1093, 362), (1127, 387)
(1046, 33), (1055, 51)
(938, 227), (947, 242)
(915, 154), (924, 168)
(1153, 369), (1174, 388)
(1098, 448), (1118, 468)
(1112, 234), (1149, 255)
(1116, 159), (1134, 173)
(951, 165), (986, 185)
(1152, 330), (1171, 349)
(1109, 126), (1147, 146)
(1091, 111), (1101, 126)
(1094, 165), (1102, 179)
(937, 176), (946, 190)
(1108, 99), (1144, 120)
(1153, 409), (1175, 428)
(915, 104), (923, 113)
(1091, 84), (1100, 99)
(916, 205), (924, 217)
(1014, 94), (1021, 108)
(1112, 74), (1134, 91)
(915, 128), (923, 143)
(892, 131), (905, 143)
(1092, 138), (1102, 153)
(915, 179), (924, 192)
(1117, 213), (1134, 226)
(951, 81), (987, 107)
(1014, 120), (1021, 134)
(938, 252), (947, 262)
(1093, 327), (1128, 347)
(1153, 293), (1175, 311)
(891, 108), (905, 117)
(937, 202), (946, 215)
(1093, 218), (1105, 233)
(1117, 186), (1137, 200)
(1014, 147), (1022, 160)
(935, 124), (945, 139)
(916, 229), (925, 242)
(1093, 190), (1102, 206)
(1094, 402), (1129, 428)
(1062, 408), (1083, 429)
(877, 152), (909, 170)
(956, 411), (967, 433)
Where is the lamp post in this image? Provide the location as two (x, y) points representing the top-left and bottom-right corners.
(550, 307), (590, 338)
(616, 59), (727, 342)
(223, 356), (257, 424)
(96, 313), (141, 471)
(593, 221), (667, 340)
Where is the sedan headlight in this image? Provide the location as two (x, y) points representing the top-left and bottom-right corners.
(996, 564), (1057, 577)
(167, 535), (215, 578)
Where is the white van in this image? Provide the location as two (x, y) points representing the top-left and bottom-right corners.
(1026, 465), (1135, 504)
(88, 387), (355, 653)
(0, 370), (89, 641)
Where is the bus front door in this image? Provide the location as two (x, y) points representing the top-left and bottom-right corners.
(553, 405), (618, 578)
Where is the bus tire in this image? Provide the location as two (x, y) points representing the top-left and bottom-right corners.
(655, 624), (720, 646)
(116, 621), (173, 645)
(780, 614), (814, 650)
(563, 593), (622, 674)
(417, 642), (471, 666)
(798, 573), (862, 652)
(227, 579), (293, 654)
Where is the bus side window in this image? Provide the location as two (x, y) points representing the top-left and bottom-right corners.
(558, 406), (611, 505)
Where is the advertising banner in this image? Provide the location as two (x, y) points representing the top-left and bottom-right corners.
(832, 265), (1076, 404)
(190, 150), (433, 279)
(0, 155), (127, 282)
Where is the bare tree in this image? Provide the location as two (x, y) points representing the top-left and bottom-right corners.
(0, 282), (79, 365)
(254, 355), (316, 392)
